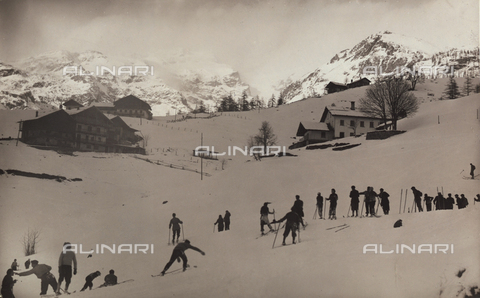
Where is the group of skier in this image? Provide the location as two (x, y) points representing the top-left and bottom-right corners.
(3, 242), (118, 297)
(213, 210), (231, 232)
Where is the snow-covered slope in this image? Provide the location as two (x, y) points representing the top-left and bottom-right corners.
(281, 31), (479, 103)
(0, 81), (479, 298)
(0, 50), (251, 116)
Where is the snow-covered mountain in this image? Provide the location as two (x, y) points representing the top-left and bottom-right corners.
(281, 31), (479, 103)
(0, 50), (251, 116)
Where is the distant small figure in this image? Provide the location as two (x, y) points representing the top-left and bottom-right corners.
(169, 213), (183, 244)
(411, 187), (423, 212)
(349, 186), (359, 217)
(424, 194), (433, 212)
(102, 269), (117, 287)
(272, 207), (305, 245)
(470, 163), (476, 179)
(10, 260), (17, 271)
(25, 259), (31, 270)
(224, 210), (231, 231)
(393, 219), (403, 228)
(434, 192), (445, 210)
(260, 202), (275, 235)
(214, 215), (224, 232)
(80, 271), (101, 291)
(445, 193), (455, 210)
(378, 188), (390, 215)
(1, 269), (16, 298)
(316, 192), (324, 219)
(475, 194), (480, 203)
(160, 240), (205, 276)
(16, 260), (58, 295)
(292, 195), (304, 218)
(326, 189), (338, 220)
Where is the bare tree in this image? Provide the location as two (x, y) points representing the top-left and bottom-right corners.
(23, 228), (40, 256)
(252, 121), (277, 155)
(359, 76), (419, 130)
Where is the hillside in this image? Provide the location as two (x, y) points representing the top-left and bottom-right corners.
(0, 80), (479, 298)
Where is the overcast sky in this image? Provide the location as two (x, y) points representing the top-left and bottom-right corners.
(0, 0), (478, 95)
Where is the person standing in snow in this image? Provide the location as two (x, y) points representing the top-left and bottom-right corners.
(411, 187), (423, 212)
(292, 195), (304, 218)
(160, 240), (205, 275)
(260, 202), (275, 235)
(224, 210), (231, 231)
(214, 215), (224, 232)
(434, 192), (445, 210)
(57, 242), (77, 294)
(445, 193), (455, 210)
(349, 186), (360, 217)
(360, 187), (377, 216)
(326, 189), (338, 220)
(460, 194), (469, 209)
(80, 271), (101, 291)
(15, 260), (58, 296)
(169, 213), (183, 244)
(10, 260), (17, 271)
(1, 269), (16, 298)
(316, 192), (324, 219)
(272, 208), (305, 245)
(378, 188), (390, 215)
(470, 163), (476, 179)
(424, 194), (433, 212)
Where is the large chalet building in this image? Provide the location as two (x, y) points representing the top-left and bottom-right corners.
(20, 106), (144, 154)
(113, 95), (153, 120)
(325, 78), (371, 94)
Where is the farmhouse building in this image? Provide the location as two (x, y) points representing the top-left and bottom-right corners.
(62, 99), (84, 110)
(20, 106), (145, 154)
(114, 95), (153, 120)
(347, 77), (371, 89)
(325, 82), (348, 94)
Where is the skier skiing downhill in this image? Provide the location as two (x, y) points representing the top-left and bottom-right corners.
(349, 186), (360, 217)
(260, 202), (275, 235)
(326, 189), (338, 220)
(161, 240), (205, 276)
(272, 208), (305, 245)
(169, 213), (183, 244)
(316, 192), (324, 219)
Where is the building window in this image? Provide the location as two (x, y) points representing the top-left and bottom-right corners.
(77, 124), (82, 130)
(339, 132), (345, 138)
(370, 122), (374, 128)
(360, 121), (364, 127)
(340, 120), (344, 126)
(350, 120), (355, 126)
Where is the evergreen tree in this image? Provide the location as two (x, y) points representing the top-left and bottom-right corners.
(277, 94), (284, 106)
(444, 77), (461, 99)
(268, 94), (276, 108)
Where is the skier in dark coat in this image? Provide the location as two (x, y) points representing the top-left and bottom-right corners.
(349, 186), (360, 217)
(260, 202), (275, 235)
(57, 242), (77, 294)
(16, 260), (58, 295)
(316, 192), (324, 219)
(161, 240), (205, 275)
(10, 260), (17, 271)
(360, 187), (377, 216)
(411, 187), (423, 212)
(292, 195), (304, 218)
(272, 208), (305, 245)
(460, 194), (469, 209)
(378, 188), (390, 215)
(169, 213), (183, 244)
(434, 192), (445, 210)
(80, 271), (101, 291)
(214, 215), (224, 232)
(326, 189), (338, 220)
(470, 163), (476, 179)
(445, 193), (455, 210)
(101, 269), (117, 287)
(1, 269), (16, 298)
(224, 210), (231, 230)
(424, 194), (433, 211)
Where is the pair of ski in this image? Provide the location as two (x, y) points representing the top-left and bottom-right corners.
(151, 265), (197, 277)
(326, 223), (350, 232)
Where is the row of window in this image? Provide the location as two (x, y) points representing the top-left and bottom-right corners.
(339, 120), (375, 128)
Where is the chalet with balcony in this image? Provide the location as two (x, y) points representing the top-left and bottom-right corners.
(114, 95), (153, 120)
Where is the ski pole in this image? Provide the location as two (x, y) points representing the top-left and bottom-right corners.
(360, 199), (364, 217)
(168, 228), (171, 245)
(181, 223), (185, 241)
(346, 205), (351, 217)
(399, 189), (403, 214)
(323, 198), (327, 219)
(313, 206), (317, 220)
(403, 189), (407, 213)
(297, 224), (301, 243)
(375, 197), (380, 215)
(272, 221), (280, 249)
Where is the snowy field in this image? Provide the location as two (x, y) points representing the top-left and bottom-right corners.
(0, 79), (479, 298)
